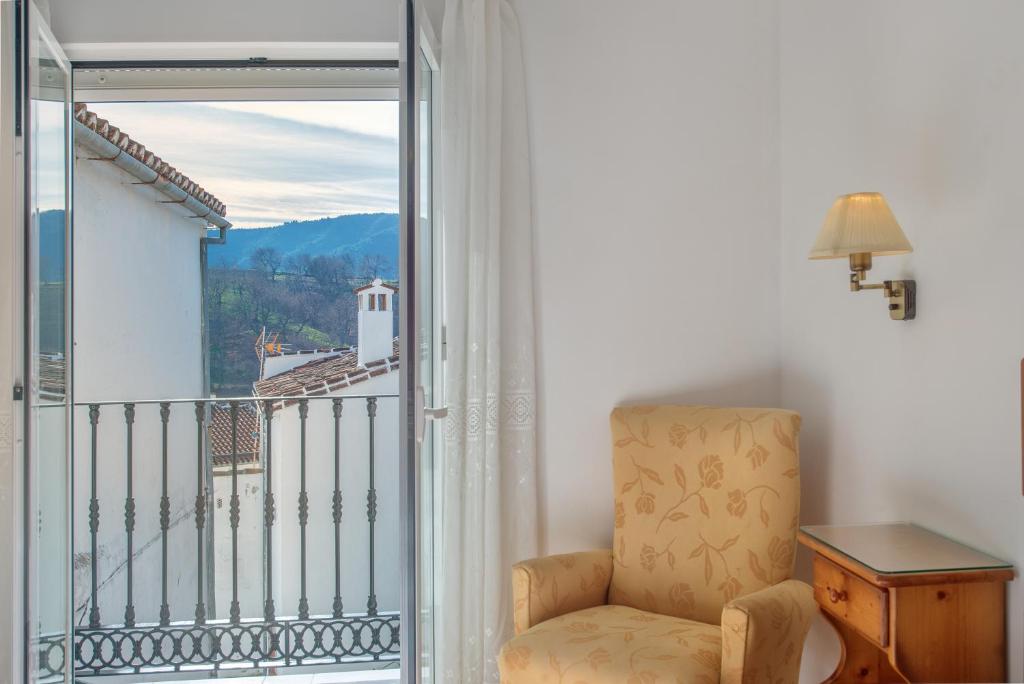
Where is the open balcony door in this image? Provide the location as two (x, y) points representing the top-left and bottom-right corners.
(400, 2), (444, 682)
(15, 2), (74, 682)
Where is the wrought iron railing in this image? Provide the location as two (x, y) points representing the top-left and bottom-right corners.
(42, 394), (400, 678)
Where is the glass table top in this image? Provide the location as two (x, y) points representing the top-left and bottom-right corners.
(800, 522), (1012, 575)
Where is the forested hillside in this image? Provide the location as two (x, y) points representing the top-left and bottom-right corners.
(207, 213), (398, 395)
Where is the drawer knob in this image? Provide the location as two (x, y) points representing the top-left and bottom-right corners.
(827, 587), (848, 603)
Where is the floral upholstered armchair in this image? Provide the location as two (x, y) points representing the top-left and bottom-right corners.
(499, 406), (817, 684)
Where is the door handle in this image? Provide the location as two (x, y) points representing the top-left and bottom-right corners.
(415, 386), (447, 444)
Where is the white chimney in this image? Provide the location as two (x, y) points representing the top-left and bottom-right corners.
(356, 278), (397, 367)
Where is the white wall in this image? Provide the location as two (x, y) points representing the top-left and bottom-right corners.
(48, 0), (398, 44)
(513, 0), (783, 554)
(517, 1), (1024, 679)
(779, 1), (1024, 680)
(72, 144), (207, 626)
(213, 466), (265, 620)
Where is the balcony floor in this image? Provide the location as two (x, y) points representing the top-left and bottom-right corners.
(77, 667), (400, 684)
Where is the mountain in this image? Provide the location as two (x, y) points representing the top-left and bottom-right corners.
(208, 212), (398, 278)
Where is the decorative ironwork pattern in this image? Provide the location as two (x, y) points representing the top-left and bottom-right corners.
(38, 633), (67, 680)
(37, 614), (399, 679)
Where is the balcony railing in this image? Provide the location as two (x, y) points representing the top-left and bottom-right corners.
(41, 394), (400, 678)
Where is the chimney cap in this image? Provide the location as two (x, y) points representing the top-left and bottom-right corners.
(353, 277), (399, 294)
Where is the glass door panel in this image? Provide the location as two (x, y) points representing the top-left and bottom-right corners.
(416, 47), (439, 684)
(24, 2), (72, 682)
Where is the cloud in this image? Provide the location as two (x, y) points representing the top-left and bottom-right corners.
(206, 101), (399, 140)
(84, 101), (399, 227)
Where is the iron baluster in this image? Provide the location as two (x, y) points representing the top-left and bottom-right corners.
(159, 402), (171, 626)
(193, 401), (207, 624)
(229, 401), (241, 623)
(123, 403), (136, 627)
(263, 400), (276, 622)
(297, 399), (309, 619)
(88, 404), (101, 628)
(331, 398), (344, 618)
(366, 396), (378, 616)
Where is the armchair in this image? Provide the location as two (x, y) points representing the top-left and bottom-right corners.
(499, 406), (816, 684)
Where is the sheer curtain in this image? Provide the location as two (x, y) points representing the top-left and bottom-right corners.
(438, 0), (539, 680)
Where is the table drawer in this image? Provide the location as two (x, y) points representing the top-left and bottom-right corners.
(813, 556), (889, 647)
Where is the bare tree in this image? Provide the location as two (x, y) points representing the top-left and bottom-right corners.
(358, 253), (389, 279)
(250, 246), (283, 281)
(307, 254), (354, 293)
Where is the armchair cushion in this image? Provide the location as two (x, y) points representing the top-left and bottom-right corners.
(512, 550), (612, 635)
(500, 604), (721, 684)
(720, 579), (817, 684)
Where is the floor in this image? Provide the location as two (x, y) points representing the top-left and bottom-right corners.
(78, 667), (401, 684)
(174, 673), (400, 684)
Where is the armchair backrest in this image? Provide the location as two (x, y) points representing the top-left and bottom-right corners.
(609, 405), (801, 625)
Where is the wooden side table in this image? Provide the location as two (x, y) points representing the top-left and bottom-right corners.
(798, 523), (1014, 683)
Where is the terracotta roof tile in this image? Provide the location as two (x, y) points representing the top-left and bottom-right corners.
(208, 403), (261, 467)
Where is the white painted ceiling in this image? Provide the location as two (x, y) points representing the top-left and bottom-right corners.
(48, 0), (399, 45)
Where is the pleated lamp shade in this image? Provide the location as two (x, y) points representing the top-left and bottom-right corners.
(808, 192), (913, 259)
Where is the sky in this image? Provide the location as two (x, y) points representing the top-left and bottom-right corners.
(85, 101), (400, 227)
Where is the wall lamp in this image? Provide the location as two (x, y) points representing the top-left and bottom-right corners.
(809, 192), (916, 321)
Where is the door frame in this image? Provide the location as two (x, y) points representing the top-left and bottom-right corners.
(0, 2), (27, 681)
(398, 0), (421, 680)
(9, 2), (76, 682)
(0, 15), (427, 684)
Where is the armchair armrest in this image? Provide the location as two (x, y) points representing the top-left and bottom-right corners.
(511, 549), (612, 635)
(720, 579), (817, 684)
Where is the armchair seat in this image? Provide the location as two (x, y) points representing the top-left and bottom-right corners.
(500, 603), (721, 684)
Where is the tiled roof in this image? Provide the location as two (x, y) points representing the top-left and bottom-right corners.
(253, 339), (399, 404)
(208, 403), (261, 467)
(73, 103), (228, 218)
(38, 354), (66, 403)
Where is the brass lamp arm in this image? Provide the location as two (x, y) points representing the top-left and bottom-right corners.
(846, 257), (916, 320)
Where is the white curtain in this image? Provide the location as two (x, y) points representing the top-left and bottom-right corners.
(438, 0), (539, 680)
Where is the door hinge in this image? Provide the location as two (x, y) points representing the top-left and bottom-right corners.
(13, 384), (24, 401)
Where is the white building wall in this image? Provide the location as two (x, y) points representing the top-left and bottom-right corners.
(213, 467), (264, 619)
(268, 372), (400, 619)
(72, 143), (208, 626)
